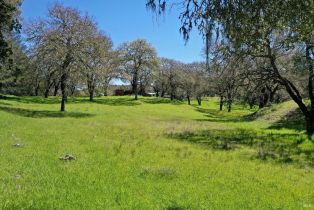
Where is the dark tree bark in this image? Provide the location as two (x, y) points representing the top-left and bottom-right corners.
(132, 69), (139, 100)
(159, 82), (167, 97)
(44, 79), (51, 98)
(34, 84), (39, 96)
(187, 95), (190, 105)
(44, 80), (54, 98)
(89, 90), (94, 101)
(197, 96), (202, 106)
(259, 83), (278, 108)
(305, 43), (314, 136)
(219, 95), (224, 111)
(44, 70), (55, 98)
(54, 85), (59, 96)
(44, 88), (49, 98)
(268, 84), (279, 103)
(264, 40), (314, 136)
(88, 80), (94, 101)
(170, 84), (176, 101)
(161, 90), (165, 97)
(170, 93), (174, 101)
(53, 80), (60, 96)
(59, 51), (73, 111)
(249, 100), (255, 109)
(259, 87), (269, 108)
(60, 73), (67, 112)
(87, 75), (95, 101)
(227, 102), (232, 112)
(227, 92), (232, 112)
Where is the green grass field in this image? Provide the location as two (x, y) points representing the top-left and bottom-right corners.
(0, 96), (313, 209)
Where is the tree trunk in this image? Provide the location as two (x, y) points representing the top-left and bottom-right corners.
(87, 83), (94, 101)
(219, 95), (223, 111)
(263, 93), (269, 106)
(161, 90), (165, 97)
(305, 43), (314, 137)
(44, 88), (49, 98)
(133, 70), (138, 100)
(170, 94), (174, 101)
(187, 95), (190, 105)
(268, 85), (279, 103)
(60, 74), (67, 112)
(53, 81), (59, 96)
(228, 102), (232, 112)
(103, 82), (109, 96)
(44, 81), (54, 98)
(197, 97), (202, 106)
(305, 113), (314, 137)
(89, 89), (94, 101)
(267, 43), (310, 136)
(260, 39), (314, 137)
(44, 76), (52, 98)
(34, 84), (39, 96)
(59, 52), (72, 111)
(54, 86), (58, 96)
(135, 86), (138, 100)
(259, 87), (267, 108)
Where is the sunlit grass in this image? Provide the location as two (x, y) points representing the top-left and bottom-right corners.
(0, 96), (313, 209)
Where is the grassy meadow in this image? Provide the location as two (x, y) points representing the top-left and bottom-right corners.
(0, 95), (313, 209)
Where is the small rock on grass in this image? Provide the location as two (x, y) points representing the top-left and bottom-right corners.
(59, 154), (76, 161)
(12, 143), (23, 148)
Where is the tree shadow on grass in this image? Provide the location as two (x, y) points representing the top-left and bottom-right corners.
(1, 95), (141, 106)
(167, 128), (314, 167)
(194, 107), (246, 122)
(268, 108), (305, 132)
(195, 105), (307, 131)
(93, 97), (141, 106)
(53, 97), (141, 106)
(141, 97), (183, 105)
(1, 95), (60, 104)
(0, 106), (93, 118)
(166, 205), (186, 210)
(72, 96), (184, 106)
(241, 105), (278, 122)
(0, 101), (12, 106)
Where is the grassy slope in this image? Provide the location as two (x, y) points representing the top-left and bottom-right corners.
(0, 96), (313, 209)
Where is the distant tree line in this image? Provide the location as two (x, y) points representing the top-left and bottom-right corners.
(1, 1), (312, 136)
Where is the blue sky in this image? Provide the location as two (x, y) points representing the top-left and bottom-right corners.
(21, 0), (205, 63)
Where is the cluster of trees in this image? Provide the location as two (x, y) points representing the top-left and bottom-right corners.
(0, 2), (211, 111)
(147, 0), (314, 136)
(1, 1), (314, 135)
(153, 58), (209, 105)
(0, 0), (24, 94)
(209, 44), (286, 112)
(0, 1), (291, 112)
(24, 4), (118, 111)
